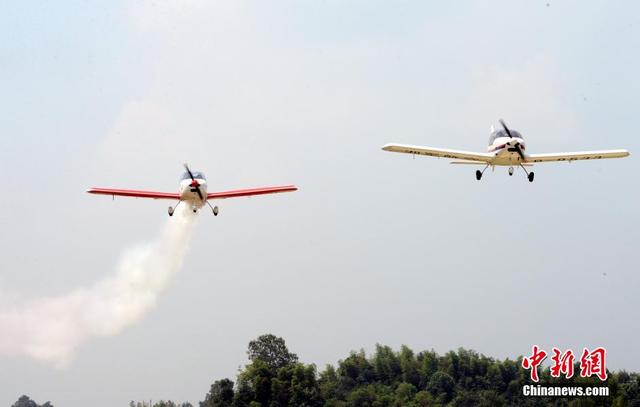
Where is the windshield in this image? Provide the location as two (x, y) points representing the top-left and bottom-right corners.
(181, 171), (206, 180)
(489, 129), (523, 144)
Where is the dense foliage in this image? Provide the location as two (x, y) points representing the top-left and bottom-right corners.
(11, 334), (640, 406)
(200, 334), (640, 407)
(11, 395), (53, 407)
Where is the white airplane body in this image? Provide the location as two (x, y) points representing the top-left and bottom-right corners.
(88, 164), (297, 216)
(382, 120), (630, 182)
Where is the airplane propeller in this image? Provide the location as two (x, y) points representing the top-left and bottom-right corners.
(184, 163), (204, 201)
(499, 119), (525, 160)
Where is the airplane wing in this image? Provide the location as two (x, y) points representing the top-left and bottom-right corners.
(525, 150), (630, 163)
(87, 188), (180, 200)
(382, 143), (494, 163)
(207, 185), (298, 199)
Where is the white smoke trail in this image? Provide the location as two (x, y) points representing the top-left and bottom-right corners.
(0, 205), (196, 367)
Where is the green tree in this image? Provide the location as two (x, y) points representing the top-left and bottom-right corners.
(486, 363), (505, 392)
(200, 378), (234, 407)
(337, 350), (375, 390)
(426, 371), (455, 403)
(399, 345), (420, 387)
(232, 379), (254, 407)
(238, 359), (273, 405)
(319, 364), (339, 401)
(289, 363), (322, 406)
(346, 384), (394, 407)
(12, 396), (39, 407)
(247, 334), (298, 371)
(11, 396), (53, 407)
(372, 344), (402, 385)
(201, 339), (640, 407)
(394, 382), (417, 405)
(412, 391), (437, 407)
(417, 350), (439, 388)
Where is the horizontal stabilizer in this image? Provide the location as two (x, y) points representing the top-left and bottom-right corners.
(450, 161), (533, 166)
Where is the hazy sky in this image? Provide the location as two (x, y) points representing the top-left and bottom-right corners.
(1, 1), (639, 405)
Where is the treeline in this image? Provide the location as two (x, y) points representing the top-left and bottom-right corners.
(11, 334), (640, 406)
(10, 395), (53, 407)
(11, 395), (195, 407)
(199, 334), (640, 407)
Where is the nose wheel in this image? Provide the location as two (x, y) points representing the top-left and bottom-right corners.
(508, 166), (514, 176)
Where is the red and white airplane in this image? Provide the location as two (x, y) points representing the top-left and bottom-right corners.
(87, 164), (297, 216)
(382, 119), (630, 182)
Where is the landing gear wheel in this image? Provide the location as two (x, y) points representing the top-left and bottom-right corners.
(528, 172), (535, 183)
(508, 166), (514, 176)
(213, 206), (219, 216)
(475, 170), (482, 181)
(168, 206), (174, 217)
(192, 208), (197, 213)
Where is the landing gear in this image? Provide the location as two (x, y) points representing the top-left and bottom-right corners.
(508, 166), (514, 176)
(168, 200), (182, 217)
(475, 164), (490, 181)
(206, 200), (219, 216)
(519, 164), (534, 183)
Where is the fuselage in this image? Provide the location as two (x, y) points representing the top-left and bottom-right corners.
(179, 171), (207, 209)
(487, 129), (526, 166)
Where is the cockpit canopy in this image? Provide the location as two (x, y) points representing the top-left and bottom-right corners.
(489, 129), (523, 144)
(181, 171), (206, 180)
